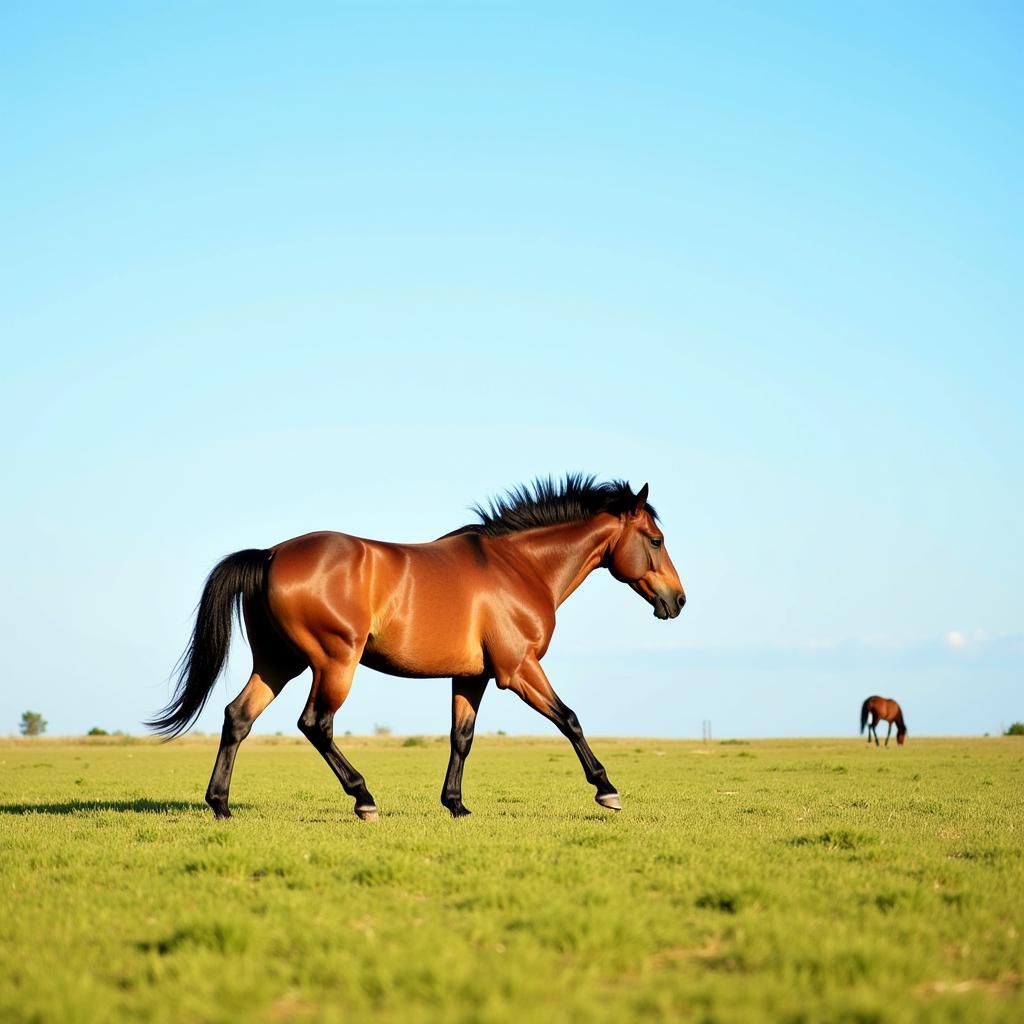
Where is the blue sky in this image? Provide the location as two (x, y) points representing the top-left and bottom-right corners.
(2, 2), (1020, 738)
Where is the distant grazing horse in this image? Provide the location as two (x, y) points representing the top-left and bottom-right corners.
(149, 476), (686, 820)
(860, 696), (907, 746)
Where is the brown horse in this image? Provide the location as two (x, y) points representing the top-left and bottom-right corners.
(860, 696), (907, 746)
(149, 476), (686, 820)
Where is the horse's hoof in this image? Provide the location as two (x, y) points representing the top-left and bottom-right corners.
(355, 805), (379, 821)
(596, 792), (622, 811)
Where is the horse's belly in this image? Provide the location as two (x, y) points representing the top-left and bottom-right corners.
(361, 558), (491, 679)
(360, 634), (485, 680)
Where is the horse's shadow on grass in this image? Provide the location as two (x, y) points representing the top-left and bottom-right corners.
(0, 799), (235, 816)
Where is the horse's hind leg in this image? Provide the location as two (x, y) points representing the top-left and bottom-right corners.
(298, 651), (377, 820)
(441, 675), (488, 817)
(205, 602), (306, 819)
(206, 658), (301, 818)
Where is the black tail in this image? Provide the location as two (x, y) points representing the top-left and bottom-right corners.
(147, 549), (269, 738)
(860, 698), (870, 734)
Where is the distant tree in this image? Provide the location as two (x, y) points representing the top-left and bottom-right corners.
(1005, 722), (1024, 736)
(373, 724), (392, 736)
(20, 711), (47, 737)
(87, 727), (108, 736)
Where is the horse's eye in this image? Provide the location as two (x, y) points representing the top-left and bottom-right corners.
(650, 537), (662, 549)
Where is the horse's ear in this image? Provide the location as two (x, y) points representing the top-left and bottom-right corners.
(634, 483), (649, 515)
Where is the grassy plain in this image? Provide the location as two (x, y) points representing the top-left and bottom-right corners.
(1, 734), (1022, 1023)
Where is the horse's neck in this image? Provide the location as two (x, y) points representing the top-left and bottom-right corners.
(500, 517), (621, 607)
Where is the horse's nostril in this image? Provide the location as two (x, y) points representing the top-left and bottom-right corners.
(678, 593), (686, 609)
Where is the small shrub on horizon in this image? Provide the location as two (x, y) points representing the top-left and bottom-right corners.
(87, 727), (108, 736)
(373, 724), (392, 736)
(19, 711), (47, 737)
(1005, 722), (1024, 736)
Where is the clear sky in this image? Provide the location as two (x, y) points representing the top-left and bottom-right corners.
(2, 3), (1021, 739)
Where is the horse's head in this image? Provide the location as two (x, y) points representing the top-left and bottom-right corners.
(605, 483), (686, 620)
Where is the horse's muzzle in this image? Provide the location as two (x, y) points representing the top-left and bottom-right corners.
(653, 592), (686, 620)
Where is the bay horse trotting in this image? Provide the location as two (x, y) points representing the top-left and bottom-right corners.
(860, 696), (907, 747)
(149, 475), (686, 820)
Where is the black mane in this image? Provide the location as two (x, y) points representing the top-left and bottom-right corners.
(453, 474), (657, 538)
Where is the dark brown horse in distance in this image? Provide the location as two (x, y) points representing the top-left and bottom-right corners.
(861, 696), (907, 746)
(149, 476), (686, 820)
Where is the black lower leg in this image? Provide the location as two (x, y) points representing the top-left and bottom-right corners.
(442, 677), (487, 817)
(298, 707), (376, 815)
(205, 705), (253, 819)
(550, 700), (617, 800)
(441, 747), (471, 817)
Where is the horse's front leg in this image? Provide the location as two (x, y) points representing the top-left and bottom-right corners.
(500, 656), (620, 811)
(885, 721), (892, 746)
(441, 675), (488, 817)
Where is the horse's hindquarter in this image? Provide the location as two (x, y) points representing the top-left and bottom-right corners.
(265, 531), (374, 657)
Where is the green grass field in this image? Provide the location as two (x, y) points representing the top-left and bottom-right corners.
(1, 735), (1021, 1023)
